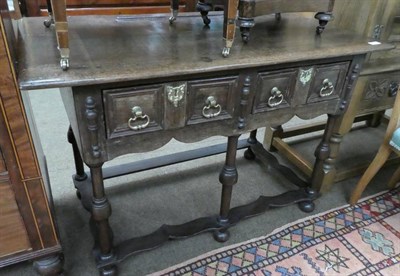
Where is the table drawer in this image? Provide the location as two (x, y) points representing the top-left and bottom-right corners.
(252, 69), (297, 113)
(186, 76), (238, 125)
(103, 76), (239, 139)
(306, 62), (349, 103)
(103, 85), (164, 139)
(358, 71), (399, 113)
(252, 62), (349, 113)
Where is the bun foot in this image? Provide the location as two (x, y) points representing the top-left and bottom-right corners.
(298, 201), (315, 213)
(33, 254), (63, 276)
(100, 265), (118, 276)
(213, 229), (230, 243)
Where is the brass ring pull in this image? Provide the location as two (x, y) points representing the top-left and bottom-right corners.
(320, 79), (334, 97)
(267, 87), (284, 107)
(202, 96), (222, 118)
(128, 106), (150, 130)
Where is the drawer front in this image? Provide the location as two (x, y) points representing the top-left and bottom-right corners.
(103, 76), (239, 138)
(306, 62), (349, 103)
(252, 69), (297, 113)
(103, 85), (164, 139)
(186, 76), (238, 125)
(252, 62), (349, 114)
(359, 72), (399, 112)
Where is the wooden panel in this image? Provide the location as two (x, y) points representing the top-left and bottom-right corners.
(0, 20), (40, 179)
(0, 12), (59, 253)
(163, 82), (187, 130)
(0, 178), (31, 258)
(187, 76), (238, 125)
(333, 0), (400, 64)
(24, 179), (58, 248)
(0, 18), (42, 250)
(332, 0), (384, 38)
(307, 62), (349, 103)
(358, 71), (399, 113)
(103, 85), (164, 138)
(252, 69), (297, 113)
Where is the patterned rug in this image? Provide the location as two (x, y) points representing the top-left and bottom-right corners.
(153, 187), (400, 276)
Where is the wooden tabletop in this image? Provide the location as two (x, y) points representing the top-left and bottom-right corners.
(17, 12), (394, 90)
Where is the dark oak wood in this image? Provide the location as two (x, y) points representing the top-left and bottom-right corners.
(17, 14), (392, 275)
(73, 135), (317, 269)
(213, 135), (240, 242)
(18, 14), (392, 89)
(262, 0), (400, 191)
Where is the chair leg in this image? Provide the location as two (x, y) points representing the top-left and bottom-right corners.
(349, 146), (392, 205)
(50, 0), (69, 70)
(388, 166), (400, 189)
(222, 0), (239, 57)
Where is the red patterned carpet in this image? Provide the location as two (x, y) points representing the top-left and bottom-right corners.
(153, 187), (400, 276)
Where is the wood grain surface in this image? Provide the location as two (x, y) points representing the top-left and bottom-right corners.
(0, 178), (32, 258)
(0, 11), (59, 264)
(17, 13), (393, 90)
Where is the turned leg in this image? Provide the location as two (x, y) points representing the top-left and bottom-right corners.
(33, 254), (63, 276)
(50, 0), (69, 70)
(237, 0), (255, 44)
(89, 164), (117, 276)
(196, 0), (213, 25)
(43, 0), (54, 28)
(365, 111), (385, 128)
(169, 0), (179, 23)
(67, 126), (88, 199)
(221, 0), (240, 57)
(214, 135), (240, 242)
(244, 130), (257, 160)
(311, 114), (343, 193)
(67, 126), (87, 181)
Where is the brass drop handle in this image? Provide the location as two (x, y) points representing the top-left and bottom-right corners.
(320, 79), (334, 97)
(128, 106), (150, 130)
(267, 87), (284, 107)
(202, 96), (222, 118)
